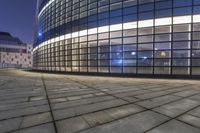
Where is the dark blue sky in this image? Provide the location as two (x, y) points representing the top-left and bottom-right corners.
(0, 0), (37, 44)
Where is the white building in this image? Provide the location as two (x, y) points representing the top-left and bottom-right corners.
(0, 32), (32, 68)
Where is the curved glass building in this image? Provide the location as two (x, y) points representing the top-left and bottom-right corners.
(34, 0), (200, 76)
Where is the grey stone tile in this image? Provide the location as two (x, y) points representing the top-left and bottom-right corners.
(178, 114), (200, 128)
(94, 92), (105, 96)
(105, 104), (145, 120)
(0, 117), (22, 133)
(49, 90), (97, 99)
(148, 86), (171, 91)
(114, 89), (151, 97)
(30, 96), (46, 101)
(53, 108), (76, 120)
(153, 99), (200, 117)
(107, 88), (140, 94)
(173, 90), (200, 97)
(13, 123), (56, 133)
(81, 94), (94, 98)
(135, 91), (170, 100)
(188, 106), (200, 118)
(79, 111), (169, 133)
(0, 100), (48, 111)
(0, 105), (50, 120)
(75, 99), (127, 115)
(120, 96), (139, 102)
(164, 87), (189, 93)
(136, 95), (181, 109)
(20, 112), (52, 128)
(0, 98), (28, 105)
(50, 98), (67, 103)
(83, 111), (114, 127)
(147, 120), (200, 133)
(189, 94), (200, 101)
(67, 96), (82, 101)
(56, 117), (90, 133)
(51, 95), (115, 110)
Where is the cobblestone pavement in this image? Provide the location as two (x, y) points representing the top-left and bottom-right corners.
(0, 69), (200, 133)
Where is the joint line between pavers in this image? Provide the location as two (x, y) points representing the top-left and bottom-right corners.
(41, 74), (58, 133)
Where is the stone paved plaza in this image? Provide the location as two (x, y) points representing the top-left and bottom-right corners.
(0, 69), (200, 133)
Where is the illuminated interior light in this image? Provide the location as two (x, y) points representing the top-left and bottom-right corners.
(98, 26), (109, 33)
(116, 59), (123, 64)
(88, 28), (97, 35)
(110, 24), (122, 31)
(173, 16), (191, 24)
(143, 57), (147, 59)
(193, 15), (200, 23)
(123, 22), (137, 29)
(38, 32), (42, 37)
(55, 37), (59, 42)
(50, 38), (55, 43)
(60, 35), (65, 40)
(80, 30), (87, 36)
(155, 17), (172, 26)
(38, 43), (42, 48)
(72, 32), (79, 38)
(65, 34), (71, 39)
(131, 52), (136, 55)
(138, 20), (153, 28)
(161, 51), (166, 57)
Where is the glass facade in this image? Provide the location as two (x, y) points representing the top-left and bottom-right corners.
(34, 0), (200, 76)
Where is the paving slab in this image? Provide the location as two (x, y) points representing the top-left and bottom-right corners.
(135, 91), (171, 100)
(0, 117), (22, 133)
(188, 106), (200, 118)
(147, 120), (200, 133)
(104, 104), (145, 120)
(189, 94), (200, 101)
(79, 111), (169, 133)
(83, 111), (114, 127)
(153, 99), (200, 117)
(74, 99), (127, 115)
(0, 105), (50, 120)
(20, 112), (52, 128)
(53, 107), (76, 120)
(12, 123), (56, 133)
(51, 95), (115, 110)
(136, 95), (181, 109)
(173, 90), (200, 97)
(56, 117), (90, 133)
(178, 114), (200, 128)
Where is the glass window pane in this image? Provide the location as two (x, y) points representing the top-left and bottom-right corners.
(155, 26), (171, 34)
(173, 24), (190, 32)
(173, 33), (190, 41)
(172, 67), (190, 75)
(155, 34), (171, 42)
(138, 27), (153, 35)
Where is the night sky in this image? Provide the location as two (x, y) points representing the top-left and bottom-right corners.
(0, 0), (37, 44)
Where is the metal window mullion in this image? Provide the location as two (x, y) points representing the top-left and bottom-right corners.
(136, 0), (139, 75)
(191, 0), (194, 75)
(109, 0), (111, 74)
(171, 0), (174, 75)
(122, 0), (124, 74)
(153, 0), (156, 75)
